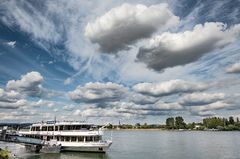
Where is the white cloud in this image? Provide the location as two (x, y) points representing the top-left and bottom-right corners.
(85, 3), (179, 53)
(64, 78), (72, 85)
(30, 99), (56, 108)
(63, 104), (75, 111)
(133, 79), (207, 97)
(0, 99), (27, 109)
(6, 71), (43, 97)
(154, 101), (183, 110)
(180, 92), (225, 106)
(1, 1), (60, 43)
(6, 71), (44, 97)
(226, 62), (240, 73)
(189, 101), (231, 116)
(129, 93), (158, 105)
(191, 111), (216, 117)
(0, 88), (22, 102)
(137, 22), (240, 71)
(69, 82), (128, 103)
(5, 41), (16, 48)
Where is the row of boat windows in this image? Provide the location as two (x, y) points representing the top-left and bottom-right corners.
(25, 135), (102, 142)
(30, 125), (92, 131)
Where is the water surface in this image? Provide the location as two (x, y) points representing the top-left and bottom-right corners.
(1, 130), (240, 159)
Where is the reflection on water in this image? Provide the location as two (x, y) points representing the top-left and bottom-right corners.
(0, 141), (110, 159)
(23, 152), (109, 159)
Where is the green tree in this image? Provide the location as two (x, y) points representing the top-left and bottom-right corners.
(175, 116), (186, 129)
(229, 116), (235, 125)
(203, 117), (224, 129)
(186, 122), (195, 130)
(166, 117), (175, 129)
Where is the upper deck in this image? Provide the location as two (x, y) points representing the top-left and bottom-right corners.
(18, 121), (103, 136)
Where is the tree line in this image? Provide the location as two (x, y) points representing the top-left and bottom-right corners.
(105, 116), (240, 131)
(165, 116), (240, 130)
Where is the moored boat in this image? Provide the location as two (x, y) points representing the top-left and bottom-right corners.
(18, 121), (112, 153)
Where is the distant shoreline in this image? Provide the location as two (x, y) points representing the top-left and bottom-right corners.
(105, 128), (240, 131)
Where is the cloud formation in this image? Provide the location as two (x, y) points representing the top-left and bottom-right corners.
(189, 101), (231, 116)
(85, 3), (179, 53)
(5, 41), (16, 48)
(226, 62), (240, 73)
(6, 71), (44, 97)
(137, 22), (240, 71)
(129, 93), (158, 105)
(69, 82), (128, 103)
(180, 92), (225, 106)
(133, 80), (206, 97)
(0, 99), (27, 109)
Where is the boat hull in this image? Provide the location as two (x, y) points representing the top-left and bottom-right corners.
(61, 146), (108, 153)
(60, 141), (112, 153)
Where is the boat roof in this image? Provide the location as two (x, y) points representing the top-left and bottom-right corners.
(31, 121), (93, 127)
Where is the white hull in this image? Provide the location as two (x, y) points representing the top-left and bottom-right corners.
(59, 141), (112, 153)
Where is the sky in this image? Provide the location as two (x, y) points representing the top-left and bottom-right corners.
(0, 0), (240, 124)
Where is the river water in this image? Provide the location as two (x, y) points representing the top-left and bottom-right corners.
(1, 130), (240, 159)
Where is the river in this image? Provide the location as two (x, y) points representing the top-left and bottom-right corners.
(1, 130), (240, 159)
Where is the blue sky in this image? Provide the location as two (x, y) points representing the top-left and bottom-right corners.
(0, 0), (240, 124)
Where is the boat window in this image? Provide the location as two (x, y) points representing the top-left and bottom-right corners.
(94, 136), (101, 141)
(55, 126), (58, 131)
(59, 126), (63, 130)
(48, 126), (53, 131)
(36, 127), (40, 131)
(85, 136), (93, 142)
(31, 127), (36, 131)
(61, 136), (64, 141)
(65, 136), (70, 142)
(57, 136), (59, 141)
(71, 137), (76, 142)
(42, 126), (47, 131)
(81, 125), (86, 129)
(63, 125), (70, 130)
(76, 125), (81, 130)
(78, 136), (84, 142)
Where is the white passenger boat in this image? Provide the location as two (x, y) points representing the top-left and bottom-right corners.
(18, 121), (112, 153)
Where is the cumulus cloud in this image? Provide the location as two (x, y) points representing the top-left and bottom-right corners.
(0, 88), (21, 102)
(189, 101), (231, 116)
(133, 79), (207, 97)
(124, 101), (183, 111)
(137, 22), (240, 71)
(0, 99), (27, 109)
(63, 105), (75, 111)
(5, 41), (16, 48)
(30, 99), (56, 108)
(191, 111), (216, 117)
(74, 107), (124, 118)
(6, 71), (44, 97)
(129, 93), (158, 105)
(74, 101), (178, 118)
(226, 62), (240, 73)
(85, 3), (179, 53)
(69, 82), (128, 103)
(180, 92), (225, 106)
